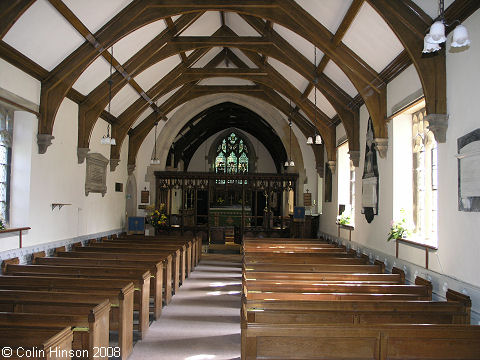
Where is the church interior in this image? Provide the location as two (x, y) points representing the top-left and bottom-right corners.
(0, 0), (480, 359)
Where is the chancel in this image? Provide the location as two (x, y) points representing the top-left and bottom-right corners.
(0, 1), (480, 359)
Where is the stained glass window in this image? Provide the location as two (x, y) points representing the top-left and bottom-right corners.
(215, 132), (249, 176)
(0, 107), (12, 224)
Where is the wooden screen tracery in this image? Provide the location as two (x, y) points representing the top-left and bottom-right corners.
(154, 171), (298, 239)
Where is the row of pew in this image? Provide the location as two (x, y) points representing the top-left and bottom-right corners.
(241, 237), (480, 359)
(0, 233), (202, 360)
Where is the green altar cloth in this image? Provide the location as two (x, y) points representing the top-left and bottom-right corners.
(209, 206), (251, 227)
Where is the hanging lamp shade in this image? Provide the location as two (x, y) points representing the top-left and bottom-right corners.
(451, 24), (470, 47)
(423, 35), (441, 53)
(315, 134), (322, 145)
(306, 136), (313, 144)
(110, 138), (116, 146)
(284, 161), (289, 167)
(100, 136), (110, 145)
(289, 160), (295, 167)
(428, 21), (446, 43)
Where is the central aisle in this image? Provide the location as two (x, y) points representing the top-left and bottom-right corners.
(129, 253), (242, 360)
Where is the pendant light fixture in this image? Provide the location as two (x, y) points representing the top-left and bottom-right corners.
(307, 45), (322, 145)
(423, 0), (470, 53)
(101, 46), (116, 145)
(151, 109), (161, 165)
(285, 100), (295, 167)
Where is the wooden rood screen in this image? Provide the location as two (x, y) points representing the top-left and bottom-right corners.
(154, 171), (298, 239)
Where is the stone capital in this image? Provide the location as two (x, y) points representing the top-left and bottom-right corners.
(37, 134), (54, 154)
(327, 160), (336, 174)
(373, 138), (388, 159)
(348, 150), (361, 167)
(110, 158), (120, 172)
(426, 113), (449, 143)
(77, 147), (90, 164)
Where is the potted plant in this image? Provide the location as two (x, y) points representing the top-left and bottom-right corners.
(387, 209), (410, 241)
(336, 212), (351, 226)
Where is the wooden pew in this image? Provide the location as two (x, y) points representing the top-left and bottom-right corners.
(55, 251), (173, 305)
(104, 236), (198, 277)
(242, 323), (480, 359)
(243, 272), (404, 284)
(0, 277), (134, 359)
(0, 298), (110, 360)
(243, 263), (384, 273)
(3, 263), (151, 340)
(94, 240), (188, 284)
(244, 255), (369, 265)
(0, 327), (74, 360)
(243, 296), (471, 325)
(72, 246), (181, 294)
(112, 235), (199, 273)
(120, 234), (201, 268)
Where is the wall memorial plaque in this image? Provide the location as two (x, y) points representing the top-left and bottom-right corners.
(457, 128), (480, 211)
(141, 190), (150, 204)
(361, 117), (379, 223)
(85, 153), (108, 196)
(303, 192), (312, 207)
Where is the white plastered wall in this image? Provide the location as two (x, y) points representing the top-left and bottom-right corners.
(0, 60), (128, 251)
(319, 9), (480, 288)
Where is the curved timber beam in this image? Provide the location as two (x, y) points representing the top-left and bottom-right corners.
(37, 0), (384, 153)
(127, 87), (335, 173)
(367, 0), (448, 142)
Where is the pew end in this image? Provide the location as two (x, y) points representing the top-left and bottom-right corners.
(447, 288), (472, 323)
(415, 276), (433, 299)
(391, 266), (406, 284)
(1, 257), (19, 274)
(32, 251), (46, 263)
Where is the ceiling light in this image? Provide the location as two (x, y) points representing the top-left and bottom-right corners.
(422, 0), (470, 54)
(151, 112), (160, 165)
(285, 102), (295, 168)
(307, 44), (322, 146)
(451, 24), (470, 47)
(101, 46), (116, 146)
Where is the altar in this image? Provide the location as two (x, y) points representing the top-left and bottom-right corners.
(209, 206), (251, 227)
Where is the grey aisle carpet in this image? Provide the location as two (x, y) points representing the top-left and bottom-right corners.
(129, 253), (242, 360)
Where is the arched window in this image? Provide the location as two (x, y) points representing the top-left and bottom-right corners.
(215, 132), (249, 174)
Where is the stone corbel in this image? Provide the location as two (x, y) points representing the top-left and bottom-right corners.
(77, 148), (90, 164)
(327, 160), (336, 174)
(110, 159), (120, 172)
(127, 164), (136, 175)
(348, 150), (361, 167)
(426, 113), (449, 143)
(373, 138), (388, 159)
(37, 134), (54, 154)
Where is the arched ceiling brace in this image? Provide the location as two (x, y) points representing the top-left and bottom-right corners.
(367, 0), (463, 143)
(78, 13), (204, 156)
(127, 86), (332, 175)
(80, 28), (358, 158)
(35, 1), (384, 154)
(0, 0), (35, 39)
(113, 65), (336, 168)
(170, 102), (288, 173)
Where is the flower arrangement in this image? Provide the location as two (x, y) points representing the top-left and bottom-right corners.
(387, 209), (410, 241)
(216, 197), (225, 205)
(146, 204), (168, 231)
(0, 219), (5, 230)
(337, 212), (351, 226)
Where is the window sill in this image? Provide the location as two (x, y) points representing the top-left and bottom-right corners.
(396, 237), (438, 251)
(336, 223), (355, 231)
(395, 237), (437, 269)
